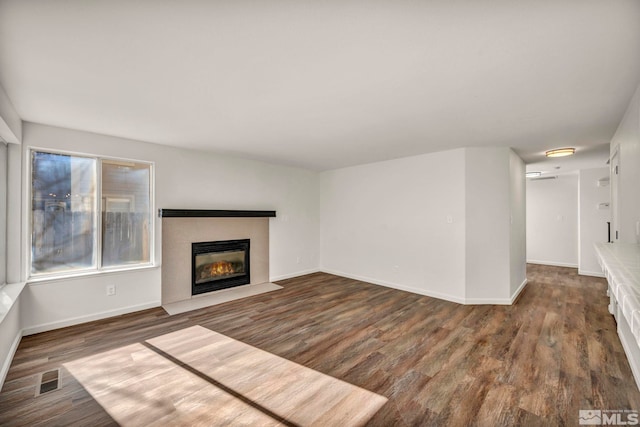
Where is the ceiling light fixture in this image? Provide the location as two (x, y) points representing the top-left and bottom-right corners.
(545, 147), (575, 158)
(525, 171), (542, 178)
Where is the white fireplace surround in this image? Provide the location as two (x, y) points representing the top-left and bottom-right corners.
(161, 212), (279, 313)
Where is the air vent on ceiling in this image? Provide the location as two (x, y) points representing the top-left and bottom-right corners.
(529, 176), (558, 181)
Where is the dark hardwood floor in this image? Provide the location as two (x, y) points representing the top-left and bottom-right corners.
(1, 264), (639, 426)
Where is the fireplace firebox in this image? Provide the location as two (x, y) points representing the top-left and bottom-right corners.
(192, 239), (250, 295)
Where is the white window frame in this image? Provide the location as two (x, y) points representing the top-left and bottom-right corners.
(27, 147), (155, 281)
(0, 141), (7, 289)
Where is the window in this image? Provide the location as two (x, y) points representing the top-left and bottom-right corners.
(101, 160), (152, 268)
(30, 150), (153, 277)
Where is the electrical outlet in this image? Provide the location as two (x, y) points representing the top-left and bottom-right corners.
(106, 284), (116, 296)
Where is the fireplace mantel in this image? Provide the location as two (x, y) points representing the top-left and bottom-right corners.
(159, 209), (276, 218)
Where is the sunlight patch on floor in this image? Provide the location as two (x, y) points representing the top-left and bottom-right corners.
(64, 325), (387, 426)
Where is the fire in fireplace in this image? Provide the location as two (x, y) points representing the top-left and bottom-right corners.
(192, 239), (250, 295)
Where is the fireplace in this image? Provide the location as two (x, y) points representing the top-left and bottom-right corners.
(192, 239), (250, 295)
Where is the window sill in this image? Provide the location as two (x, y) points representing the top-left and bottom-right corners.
(27, 264), (159, 286)
(0, 282), (28, 324)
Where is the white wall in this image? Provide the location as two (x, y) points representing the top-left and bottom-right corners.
(464, 147), (511, 301)
(0, 143), (6, 287)
(0, 83), (22, 388)
(464, 147), (526, 302)
(526, 174), (579, 267)
(509, 150), (527, 295)
(578, 167), (610, 276)
(0, 142), (22, 387)
(610, 84), (640, 243)
(320, 149), (467, 302)
(6, 143), (22, 284)
(320, 146), (526, 304)
(19, 122), (320, 334)
(527, 166), (612, 276)
(0, 82), (21, 144)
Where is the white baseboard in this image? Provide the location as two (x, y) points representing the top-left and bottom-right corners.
(0, 329), (22, 389)
(321, 269), (528, 306)
(511, 278), (528, 303)
(270, 268), (320, 282)
(527, 260), (578, 268)
(578, 269), (605, 278)
(463, 297), (511, 304)
(465, 278), (529, 305)
(22, 301), (161, 336)
(320, 268), (467, 304)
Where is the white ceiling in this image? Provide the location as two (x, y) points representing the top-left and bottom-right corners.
(1, 1), (639, 171)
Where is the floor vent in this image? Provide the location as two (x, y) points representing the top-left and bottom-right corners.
(36, 368), (61, 396)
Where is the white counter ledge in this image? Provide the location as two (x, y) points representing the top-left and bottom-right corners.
(595, 242), (640, 390)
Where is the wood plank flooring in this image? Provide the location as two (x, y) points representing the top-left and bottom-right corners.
(63, 325), (387, 426)
(1, 264), (639, 426)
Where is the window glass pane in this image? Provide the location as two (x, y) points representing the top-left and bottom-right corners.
(101, 160), (151, 267)
(0, 143), (7, 285)
(31, 152), (96, 275)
